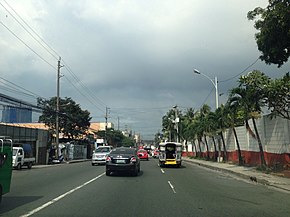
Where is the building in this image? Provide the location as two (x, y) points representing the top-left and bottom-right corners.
(1, 106), (32, 123)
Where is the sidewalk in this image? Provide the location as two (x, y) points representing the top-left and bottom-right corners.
(183, 157), (290, 193)
(33, 159), (89, 168)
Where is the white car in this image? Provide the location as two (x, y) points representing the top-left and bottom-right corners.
(92, 146), (112, 166)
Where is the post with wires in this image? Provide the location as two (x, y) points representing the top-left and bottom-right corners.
(173, 105), (179, 143)
(55, 57), (63, 160)
(105, 107), (110, 145)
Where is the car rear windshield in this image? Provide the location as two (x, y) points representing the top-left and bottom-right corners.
(95, 147), (111, 153)
(111, 148), (135, 155)
(138, 150), (147, 152)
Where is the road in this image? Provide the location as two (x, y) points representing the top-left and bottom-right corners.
(1, 159), (289, 217)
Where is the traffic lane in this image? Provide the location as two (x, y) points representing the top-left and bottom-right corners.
(4, 158), (289, 217)
(159, 161), (290, 216)
(29, 159), (196, 217)
(1, 162), (105, 216)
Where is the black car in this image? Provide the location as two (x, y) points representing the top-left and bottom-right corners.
(105, 147), (140, 176)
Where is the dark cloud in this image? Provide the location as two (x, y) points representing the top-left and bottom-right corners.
(0, 0), (289, 140)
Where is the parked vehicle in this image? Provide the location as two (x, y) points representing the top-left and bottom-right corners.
(152, 149), (160, 158)
(105, 147), (140, 176)
(92, 146), (112, 166)
(12, 144), (35, 169)
(159, 142), (182, 167)
(0, 138), (13, 204)
(137, 149), (149, 160)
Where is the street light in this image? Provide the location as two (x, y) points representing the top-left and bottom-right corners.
(193, 69), (219, 109)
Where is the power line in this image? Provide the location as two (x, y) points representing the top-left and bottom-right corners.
(220, 57), (260, 83)
(0, 1), (109, 116)
(62, 62), (107, 108)
(0, 76), (45, 100)
(62, 76), (106, 113)
(0, 1), (59, 61)
(0, 20), (56, 70)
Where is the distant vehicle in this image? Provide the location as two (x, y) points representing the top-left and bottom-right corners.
(159, 142), (182, 167)
(152, 149), (160, 158)
(105, 147), (140, 176)
(0, 138), (13, 204)
(12, 144), (35, 169)
(143, 146), (152, 155)
(92, 146), (112, 166)
(137, 149), (149, 160)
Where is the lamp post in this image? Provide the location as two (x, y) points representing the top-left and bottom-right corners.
(194, 69), (222, 162)
(193, 69), (219, 109)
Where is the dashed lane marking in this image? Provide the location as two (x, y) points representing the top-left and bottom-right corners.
(168, 181), (176, 194)
(20, 172), (105, 217)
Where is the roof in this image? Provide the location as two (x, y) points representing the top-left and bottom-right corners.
(0, 122), (49, 130)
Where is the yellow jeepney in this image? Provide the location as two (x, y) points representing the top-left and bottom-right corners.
(158, 142), (182, 167)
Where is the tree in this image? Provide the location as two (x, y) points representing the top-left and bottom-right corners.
(214, 105), (229, 162)
(228, 70), (270, 167)
(204, 111), (218, 161)
(247, 0), (290, 67)
(154, 131), (163, 145)
(162, 109), (177, 142)
(266, 72), (290, 120)
(224, 102), (244, 165)
(182, 108), (196, 154)
(197, 104), (211, 160)
(38, 97), (91, 139)
(96, 129), (119, 146)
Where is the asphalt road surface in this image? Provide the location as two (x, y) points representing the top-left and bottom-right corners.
(1, 159), (289, 217)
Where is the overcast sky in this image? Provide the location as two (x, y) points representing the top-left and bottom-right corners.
(0, 0), (289, 140)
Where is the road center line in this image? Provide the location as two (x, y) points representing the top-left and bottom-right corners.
(161, 168), (165, 174)
(20, 172), (105, 217)
(168, 181), (176, 194)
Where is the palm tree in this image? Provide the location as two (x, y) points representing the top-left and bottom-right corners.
(204, 111), (219, 161)
(187, 111), (200, 157)
(224, 103), (244, 165)
(181, 108), (196, 154)
(215, 105), (229, 162)
(162, 109), (176, 142)
(198, 104), (211, 160)
(228, 70), (270, 167)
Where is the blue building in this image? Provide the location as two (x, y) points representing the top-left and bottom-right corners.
(1, 106), (32, 123)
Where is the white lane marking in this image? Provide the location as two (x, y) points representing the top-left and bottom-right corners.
(20, 172), (105, 217)
(161, 168), (165, 174)
(168, 181), (176, 194)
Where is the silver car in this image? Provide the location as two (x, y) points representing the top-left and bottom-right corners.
(92, 146), (112, 166)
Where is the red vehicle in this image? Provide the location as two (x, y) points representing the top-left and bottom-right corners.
(137, 149), (149, 161)
(153, 149), (160, 158)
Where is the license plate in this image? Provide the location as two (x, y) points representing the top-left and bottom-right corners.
(116, 159), (126, 164)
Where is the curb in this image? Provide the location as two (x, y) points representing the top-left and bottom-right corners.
(183, 158), (275, 189)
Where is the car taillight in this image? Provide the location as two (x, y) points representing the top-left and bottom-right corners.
(106, 156), (111, 162)
(130, 157), (137, 163)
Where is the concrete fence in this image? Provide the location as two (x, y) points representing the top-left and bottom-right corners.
(184, 115), (290, 168)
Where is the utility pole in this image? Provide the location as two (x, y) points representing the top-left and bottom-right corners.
(117, 116), (120, 131)
(55, 57), (62, 160)
(173, 105), (179, 143)
(105, 107), (110, 145)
